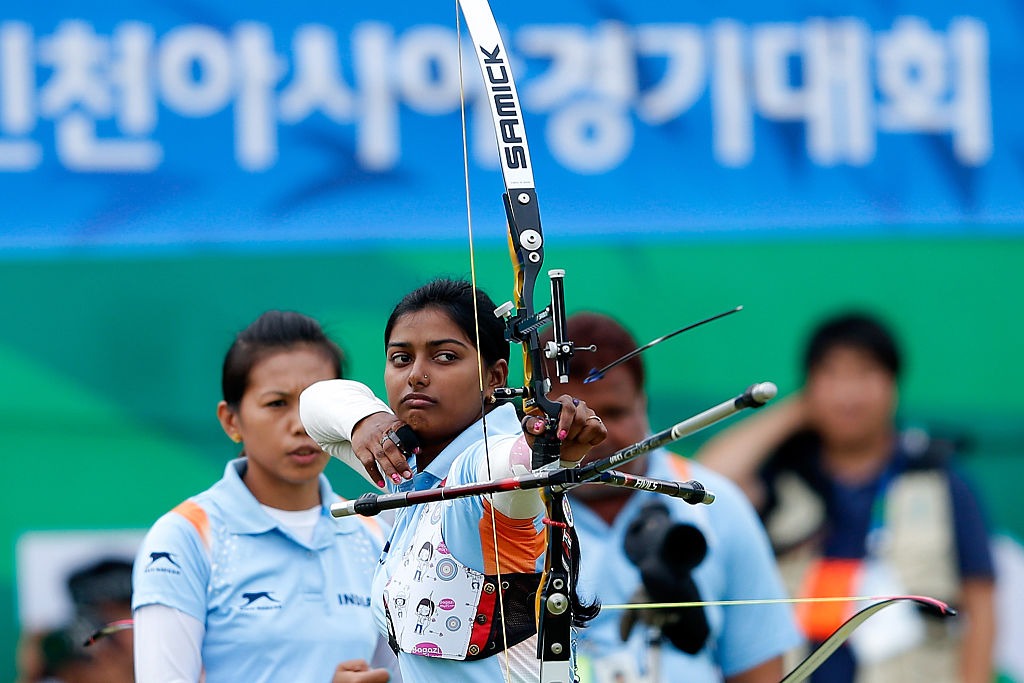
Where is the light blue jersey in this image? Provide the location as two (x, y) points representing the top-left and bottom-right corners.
(132, 458), (388, 683)
(573, 452), (803, 682)
(372, 404), (549, 683)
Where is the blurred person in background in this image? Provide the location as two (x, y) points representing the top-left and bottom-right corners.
(16, 559), (135, 683)
(544, 312), (801, 683)
(698, 312), (996, 683)
(131, 311), (396, 683)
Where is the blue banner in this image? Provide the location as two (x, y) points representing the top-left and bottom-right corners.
(1, 0), (1022, 252)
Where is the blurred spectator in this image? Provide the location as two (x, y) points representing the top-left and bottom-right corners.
(546, 312), (801, 683)
(16, 559), (134, 683)
(699, 312), (996, 683)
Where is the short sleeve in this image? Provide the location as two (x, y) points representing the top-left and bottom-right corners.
(948, 471), (995, 579)
(711, 475), (804, 676)
(132, 507), (211, 623)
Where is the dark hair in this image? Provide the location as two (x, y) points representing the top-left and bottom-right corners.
(222, 311), (344, 407)
(384, 279), (510, 367)
(804, 312), (901, 379)
(67, 558), (133, 608)
(542, 312), (644, 389)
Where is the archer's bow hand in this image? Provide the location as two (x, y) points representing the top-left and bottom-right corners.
(523, 394), (607, 466)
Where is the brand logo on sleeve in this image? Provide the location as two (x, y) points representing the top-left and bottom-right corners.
(144, 551), (182, 575)
(240, 591), (283, 610)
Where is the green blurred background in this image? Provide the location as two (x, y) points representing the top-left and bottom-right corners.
(3, 236), (1021, 678)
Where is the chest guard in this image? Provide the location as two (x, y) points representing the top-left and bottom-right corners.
(383, 501), (541, 661)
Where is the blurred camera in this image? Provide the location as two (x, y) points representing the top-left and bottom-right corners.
(621, 501), (710, 654)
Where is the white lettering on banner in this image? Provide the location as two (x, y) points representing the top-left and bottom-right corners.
(233, 23), (281, 171)
(0, 16), (995, 174)
(0, 22), (42, 170)
(279, 24), (356, 125)
(395, 25), (461, 115)
(635, 24), (705, 126)
(158, 25), (233, 117)
(876, 17), (991, 166)
(39, 20), (162, 171)
(750, 19), (874, 167)
(710, 20), (753, 168)
(351, 22), (399, 171)
(522, 22), (637, 173)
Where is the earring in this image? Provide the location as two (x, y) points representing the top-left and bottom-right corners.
(230, 433), (242, 443)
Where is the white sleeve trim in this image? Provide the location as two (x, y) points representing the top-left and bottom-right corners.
(300, 379), (393, 487)
(369, 635), (403, 682)
(133, 604), (204, 683)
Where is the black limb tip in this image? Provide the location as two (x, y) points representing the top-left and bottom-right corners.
(353, 492), (383, 516)
(918, 600), (958, 618)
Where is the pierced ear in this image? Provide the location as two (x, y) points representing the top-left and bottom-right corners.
(216, 401), (242, 444)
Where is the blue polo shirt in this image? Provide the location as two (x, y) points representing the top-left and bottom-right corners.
(132, 458), (387, 683)
(573, 451), (802, 681)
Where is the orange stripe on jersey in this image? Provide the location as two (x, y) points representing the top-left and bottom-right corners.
(666, 454), (691, 481)
(796, 558), (862, 641)
(172, 501), (211, 551)
(479, 499), (547, 574)
(357, 511), (384, 543)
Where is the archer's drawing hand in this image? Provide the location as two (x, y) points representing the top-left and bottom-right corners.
(352, 412), (417, 487)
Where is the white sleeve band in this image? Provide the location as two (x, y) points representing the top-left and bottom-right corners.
(133, 604), (204, 683)
(476, 435), (546, 520)
(299, 379), (393, 487)
(369, 635), (403, 682)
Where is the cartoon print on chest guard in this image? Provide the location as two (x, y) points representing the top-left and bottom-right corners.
(414, 541), (433, 582)
(414, 597), (435, 634)
(393, 591), (408, 620)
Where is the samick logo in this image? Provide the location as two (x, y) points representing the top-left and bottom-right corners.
(479, 44), (528, 170)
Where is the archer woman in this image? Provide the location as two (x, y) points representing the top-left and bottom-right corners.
(132, 311), (395, 683)
(300, 279), (607, 682)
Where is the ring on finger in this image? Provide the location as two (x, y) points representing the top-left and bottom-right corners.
(585, 415), (604, 424)
(385, 430), (406, 452)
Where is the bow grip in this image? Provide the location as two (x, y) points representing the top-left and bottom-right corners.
(522, 414), (562, 470)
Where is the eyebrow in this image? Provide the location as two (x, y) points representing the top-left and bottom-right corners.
(387, 338), (472, 349)
(258, 390), (291, 399)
